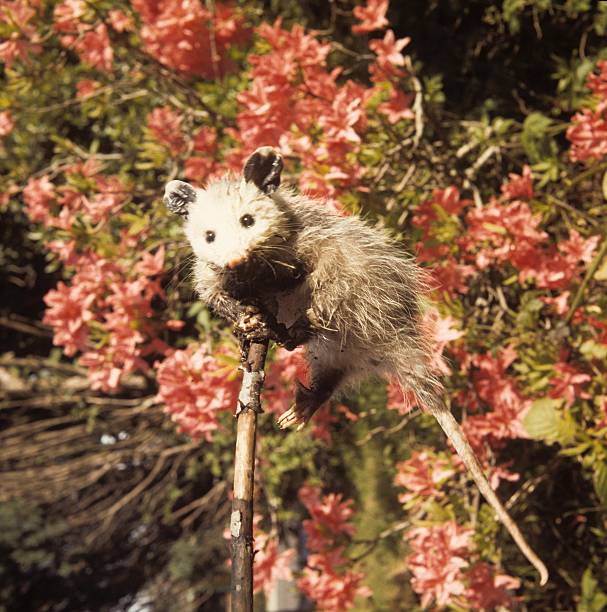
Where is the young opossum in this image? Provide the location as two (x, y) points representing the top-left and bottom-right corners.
(164, 146), (549, 585)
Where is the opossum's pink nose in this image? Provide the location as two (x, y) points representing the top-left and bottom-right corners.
(227, 256), (246, 269)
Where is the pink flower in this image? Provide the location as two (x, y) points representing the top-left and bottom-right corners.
(405, 521), (473, 609)
(413, 187), (471, 236)
(107, 9), (134, 32)
(23, 175), (57, 224)
(369, 29), (409, 69)
(587, 60), (607, 97)
(184, 156), (216, 183)
(567, 102), (607, 162)
(53, 0), (86, 33)
(462, 348), (531, 457)
(299, 484), (355, 552)
(73, 23), (113, 72)
(465, 562), (520, 611)
(369, 30), (410, 82)
(394, 450), (455, 503)
(0, 110), (14, 136)
(147, 106), (186, 155)
(500, 165), (533, 201)
(299, 553), (370, 611)
(548, 359), (591, 408)
(377, 87), (414, 123)
(76, 79), (101, 98)
(156, 344), (240, 440)
(132, 0), (250, 78)
(0, 1), (42, 67)
(352, 0), (389, 34)
(135, 246), (165, 277)
(252, 520), (295, 596)
(263, 347), (308, 416)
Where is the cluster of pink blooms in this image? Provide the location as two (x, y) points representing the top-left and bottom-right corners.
(43, 245), (166, 391)
(23, 160), (129, 229)
(567, 60), (607, 161)
(156, 343), (240, 441)
(297, 484), (371, 610)
(146, 107), (220, 184)
(0, 110), (14, 136)
(251, 515), (296, 596)
(52, 0), (115, 72)
(405, 521), (519, 609)
(0, 0), (42, 68)
(131, 0), (249, 79)
(226, 1), (414, 200)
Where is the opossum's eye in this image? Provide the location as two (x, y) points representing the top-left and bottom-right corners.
(240, 214), (255, 228)
(205, 230), (216, 243)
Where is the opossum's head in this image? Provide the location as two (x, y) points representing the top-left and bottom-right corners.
(164, 147), (292, 271)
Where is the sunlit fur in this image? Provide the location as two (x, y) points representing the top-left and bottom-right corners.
(186, 175), (441, 404)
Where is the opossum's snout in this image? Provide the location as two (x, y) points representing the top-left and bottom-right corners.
(226, 255), (248, 270)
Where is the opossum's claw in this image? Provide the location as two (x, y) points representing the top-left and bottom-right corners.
(277, 403), (310, 430)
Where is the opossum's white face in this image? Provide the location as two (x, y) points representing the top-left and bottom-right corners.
(183, 178), (286, 269)
(164, 147), (289, 272)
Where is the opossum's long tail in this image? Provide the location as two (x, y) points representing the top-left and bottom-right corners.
(428, 402), (549, 585)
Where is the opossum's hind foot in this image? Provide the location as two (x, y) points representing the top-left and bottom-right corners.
(277, 369), (343, 432)
(277, 381), (320, 431)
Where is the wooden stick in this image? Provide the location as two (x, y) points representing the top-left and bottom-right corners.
(230, 337), (269, 612)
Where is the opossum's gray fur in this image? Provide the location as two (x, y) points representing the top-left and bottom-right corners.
(164, 147), (548, 585)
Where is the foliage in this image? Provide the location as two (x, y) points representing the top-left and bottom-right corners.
(2, 0), (607, 610)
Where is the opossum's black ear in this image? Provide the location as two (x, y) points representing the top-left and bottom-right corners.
(243, 146), (283, 194)
(164, 180), (196, 217)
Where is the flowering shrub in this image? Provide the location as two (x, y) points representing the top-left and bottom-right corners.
(3, 0), (607, 609)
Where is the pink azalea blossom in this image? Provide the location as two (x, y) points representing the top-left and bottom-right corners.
(500, 165), (533, 201)
(132, 0), (249, 79)
(0, 110), (15, 136)
(405, 521), (473, 609)
(252, 517), (295, 596)
(567, 102), (607, 162)
(465, 562), (520, 610)
(147, 106), (186, 155)
(22, 175), (57, 225)
(0, 0), (42, 67)
(76, 79), (101, 98)
(369, 30), (410, 82)
(377, 87), (414, 123)
(299, 551), (371, 611)
(156, 344), (240, 440)
(548, 359), (591, 408)
(107, 9), (134, 32)
(394, 450), (455, 503)
(263, 347), (308, 416)
(352, 0), (389, 34)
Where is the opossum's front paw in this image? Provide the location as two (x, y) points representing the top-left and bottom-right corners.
(234, 306), (270, 341)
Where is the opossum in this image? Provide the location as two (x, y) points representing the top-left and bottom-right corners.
(164, 146), (549, 585)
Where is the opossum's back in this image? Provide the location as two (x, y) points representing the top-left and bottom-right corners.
(293, 202), (429, 346)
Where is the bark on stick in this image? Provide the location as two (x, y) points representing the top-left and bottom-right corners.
(230, 338), (268, 612)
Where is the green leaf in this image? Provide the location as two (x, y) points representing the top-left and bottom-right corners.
(523, 398), (564, 443)
(578, 567), (607, 612)
(593, 462), (607, 507)
(522, 112), (557, 163)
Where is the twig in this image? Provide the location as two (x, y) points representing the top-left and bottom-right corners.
(230, 334), (269, 612)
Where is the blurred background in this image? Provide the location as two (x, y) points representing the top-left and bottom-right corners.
(1, 1), (607, 610)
